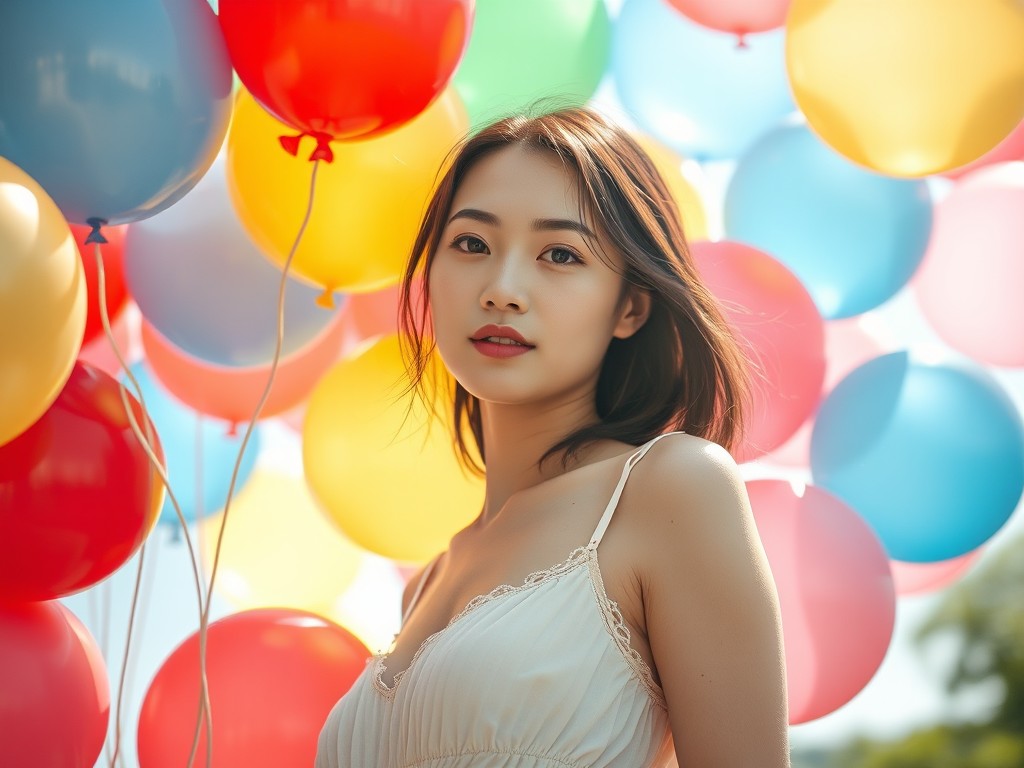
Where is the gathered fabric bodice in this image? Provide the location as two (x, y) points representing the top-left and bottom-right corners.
(315, 434), (679, 768)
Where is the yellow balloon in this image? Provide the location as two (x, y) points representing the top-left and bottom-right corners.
(632, 133), (709, 241)
(786, 0), (1024, 176)
(0, 157), (86, 445)
(303, 334), (484, 562)
(200, 470), (364, 614)
(227, 89), (469, 301)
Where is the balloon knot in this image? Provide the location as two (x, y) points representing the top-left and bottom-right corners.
(227, 422), (239, 438)
(84, 217), (109, 244)
(308, 131), (334, 163)
(279, 132), (305, 156)
(735, 33), (749, 50)
(315, 288), (336, 310)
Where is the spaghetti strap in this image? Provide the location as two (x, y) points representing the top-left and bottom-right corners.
(400, 554), (440, 628)
(586, 431), (682, 551)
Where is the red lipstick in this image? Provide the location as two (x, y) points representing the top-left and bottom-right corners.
(470, 324), (535, 359)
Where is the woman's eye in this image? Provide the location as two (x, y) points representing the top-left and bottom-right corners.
(542, 247), (582, 265)
(452, 235), (488, 254)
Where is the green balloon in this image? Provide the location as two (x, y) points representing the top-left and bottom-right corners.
(454, 0), (611, 130)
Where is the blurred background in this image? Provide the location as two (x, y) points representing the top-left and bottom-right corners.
(1, 0), (1023, 766)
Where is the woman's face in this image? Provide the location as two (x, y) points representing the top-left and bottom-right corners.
(428, 144), (647, 410)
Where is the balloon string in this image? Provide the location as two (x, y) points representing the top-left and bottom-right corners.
(196, 157), (322, 765)
(92, 241), (212, 767)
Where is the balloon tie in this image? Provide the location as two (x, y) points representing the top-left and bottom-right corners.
(85, 217), (108, 245)
(735, 33), (749, 50)
(308, 131), (335, 163)
(278, 130), (335, 163)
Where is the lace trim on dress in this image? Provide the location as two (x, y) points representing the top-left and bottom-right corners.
(373, 547), (592, 700)
(585, 548), (668, 710)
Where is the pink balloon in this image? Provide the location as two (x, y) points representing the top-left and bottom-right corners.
(0, 601), (109, 767)
(141, 307), (348, 427)
(76, 302), (138, 377)
(913, 163), (1024, 366)
(747, 480), (895, 724)
(667, 0), (791, 37)
(691, 240), (826, 462)
(891, 549), (981, 597)
(944, 118), (1024, 180)
(765, 319), (885, 467)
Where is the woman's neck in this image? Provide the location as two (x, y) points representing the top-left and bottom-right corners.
(475, 398), (600, 525)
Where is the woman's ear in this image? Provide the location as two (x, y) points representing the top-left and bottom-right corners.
(612, 288), (652, 339)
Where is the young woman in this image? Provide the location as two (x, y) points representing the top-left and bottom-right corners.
(316, 107), (790, 767)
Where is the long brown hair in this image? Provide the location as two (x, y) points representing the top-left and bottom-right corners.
(399, 106), (751, 475)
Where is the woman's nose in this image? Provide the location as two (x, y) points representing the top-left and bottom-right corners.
(480, 257), (529, 312)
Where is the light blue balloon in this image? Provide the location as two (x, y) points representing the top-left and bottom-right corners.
(724, 123), (933, 319)
(125, 155), (343, 367)
(810, 352), (1024, 562)
(125, 363), (261, 527)
(611, 0), (794, 160)
(0, 0), (232, 225)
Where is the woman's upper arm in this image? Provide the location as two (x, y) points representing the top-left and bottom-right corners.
(639, 437), (790, 767)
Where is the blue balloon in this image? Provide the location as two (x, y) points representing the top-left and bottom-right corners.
(725, 123), (933, 319)
(124, 154), (343, 367)
(810, 352), (1024, 562)
(611, 0), (794, 160)
(125, 362), (261, 527)
(0, 0), (232, 225)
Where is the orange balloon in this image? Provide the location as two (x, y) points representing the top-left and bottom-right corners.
(141, 309), (347, 425)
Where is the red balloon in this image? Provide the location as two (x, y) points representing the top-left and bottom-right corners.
(0, 601), (109, 768)
(72, 222), (129, 346)
(137, 608), (369, 768)
(691, 240), (826, 462)
(219, 0), (474, 141)
(0, 362), (163, 601)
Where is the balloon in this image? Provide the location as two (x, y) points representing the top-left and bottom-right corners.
(786, 0), (1024, 177)
(73, 223), (129, 346)
(227, 88), (468, 297)
(724, 122), (933, 318)
(765, 319), (885, 468)
(219, 0), (472, 140)
(612, 0), (794, 160)
(890, 549), (982, 597)
(746, 480), (895, 724)
(199, 471), (364, 615)
(912, 163), (1024, 366)
(631, 134), (709, 241)
(0, 602), (109, 768)
(667, 0), (791, 37)
(944, 118), (1024, 180)
(452, 0), (610, 129)
(690, 241), (826, 462)
(124, 153), (341, 368)
(0, 363), (163, 601)
(0, 157), (86, 446)
(811, 352), (1024, 561)
(0, 0), (231, 224)
(141, 308), (346, 425)
(137, 608), (369, 768)
(303, 335), (484, 562)
(125, 362), (261, 528)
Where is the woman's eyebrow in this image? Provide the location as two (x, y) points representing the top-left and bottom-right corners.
(448, 208), (596, 238)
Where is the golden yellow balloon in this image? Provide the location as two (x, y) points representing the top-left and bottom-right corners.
(227, 89), (469, 301)
(0, 157), (86, 445)
(786, 0), (1024, 177)
(200, 470), (364, 614)
(303, 334), (484, 562)
(632, 133), (708, 241)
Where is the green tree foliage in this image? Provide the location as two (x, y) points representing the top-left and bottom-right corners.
(812, 533), (1024, 768)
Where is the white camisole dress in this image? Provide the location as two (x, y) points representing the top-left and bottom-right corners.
(315, 434), (679, 767)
